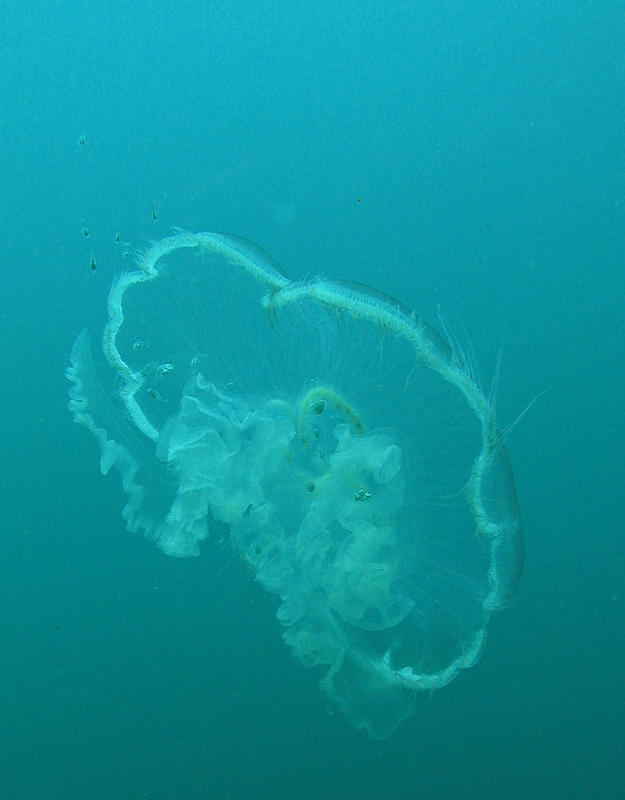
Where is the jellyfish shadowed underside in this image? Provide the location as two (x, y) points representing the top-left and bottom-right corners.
(66, 230), (523, 739)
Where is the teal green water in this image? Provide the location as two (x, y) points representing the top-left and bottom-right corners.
(1, 1), (623, 797)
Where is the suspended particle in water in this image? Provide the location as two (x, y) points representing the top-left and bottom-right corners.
(156, 362), (174, 376)
(77, 134), (87, 147)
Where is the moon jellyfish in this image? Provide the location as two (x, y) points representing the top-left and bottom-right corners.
(66, 230), (523, 739)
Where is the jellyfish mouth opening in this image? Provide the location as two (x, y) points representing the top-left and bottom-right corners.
(66, 229), (523, 739)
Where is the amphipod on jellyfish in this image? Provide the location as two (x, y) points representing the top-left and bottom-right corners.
(67, 230), (523, 739)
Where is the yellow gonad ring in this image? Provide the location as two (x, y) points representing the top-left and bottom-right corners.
(296, 384), (366, 447)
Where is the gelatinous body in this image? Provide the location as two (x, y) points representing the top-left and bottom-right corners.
(67, 231), (522, 738)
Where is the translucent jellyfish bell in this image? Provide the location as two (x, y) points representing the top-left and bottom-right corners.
(66, 231), (523, 738)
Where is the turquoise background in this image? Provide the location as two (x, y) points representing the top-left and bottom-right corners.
(1, 1), (623, 797)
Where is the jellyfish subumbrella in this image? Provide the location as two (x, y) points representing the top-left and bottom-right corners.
(66, 230), (523, 739)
